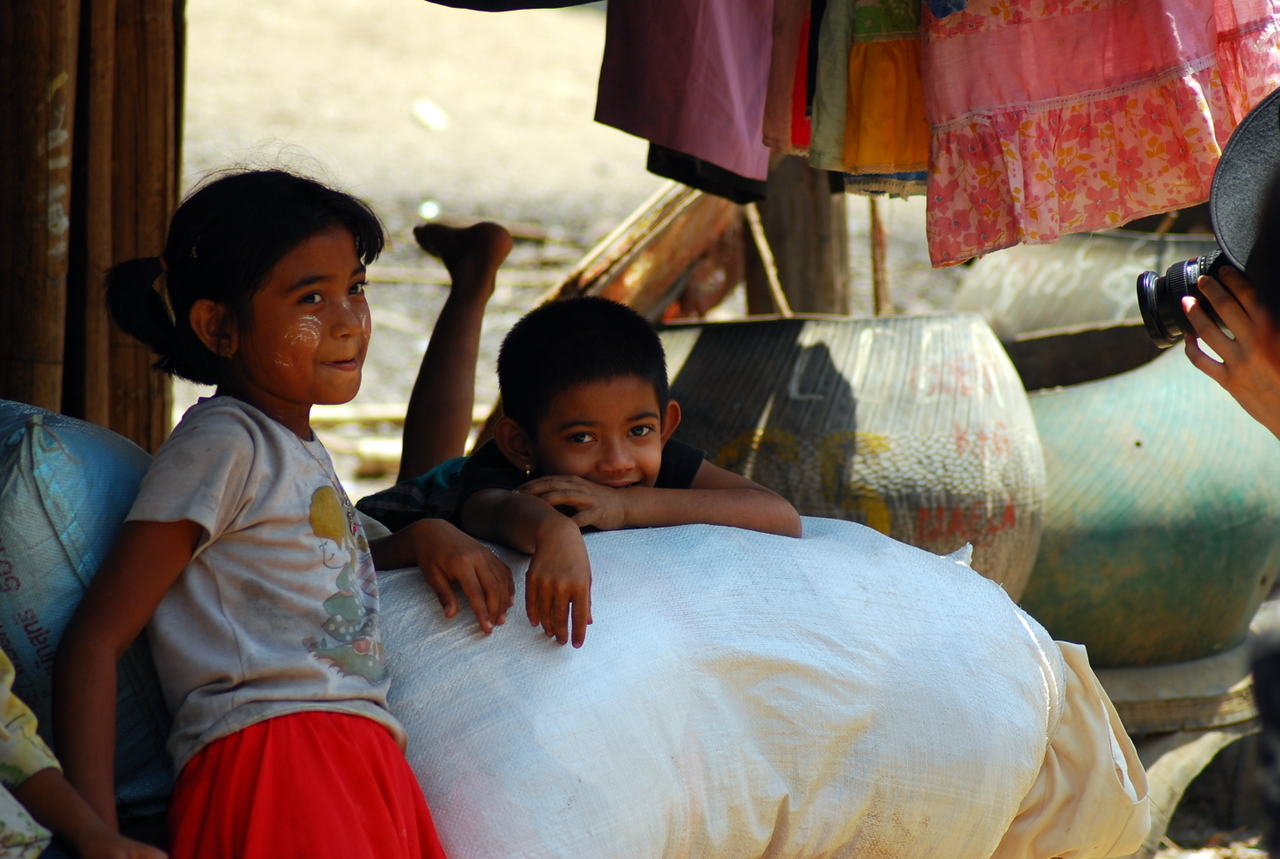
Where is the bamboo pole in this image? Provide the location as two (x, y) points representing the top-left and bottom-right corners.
(744, 204), (793, 318)
(869, 197), (892, 316)
(0, 0), (81, 411)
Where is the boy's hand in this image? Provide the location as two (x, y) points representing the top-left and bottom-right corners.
(518, 476), (630, 531)
(526, 517), (593, 647)
(385, 519), (514, 633)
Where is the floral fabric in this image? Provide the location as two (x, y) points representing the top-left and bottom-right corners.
(922, 0), (1280, 266)
(0, 650), (58, 792)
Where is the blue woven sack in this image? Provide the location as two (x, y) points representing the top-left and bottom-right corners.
(0, 400), (172, 820)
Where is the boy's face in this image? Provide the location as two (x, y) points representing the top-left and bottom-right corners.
(527, 375), (680, 488)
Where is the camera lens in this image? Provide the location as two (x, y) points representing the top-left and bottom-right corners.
(1136, 250), (1223, 348)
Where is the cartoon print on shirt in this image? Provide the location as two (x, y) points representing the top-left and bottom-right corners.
(303, 485), (388, 682)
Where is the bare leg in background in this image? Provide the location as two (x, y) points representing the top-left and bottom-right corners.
(398, 221), (513, 483)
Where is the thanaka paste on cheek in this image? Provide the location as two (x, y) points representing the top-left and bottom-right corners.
(272, 317), (321, 367)
(290, 315), (323, 346)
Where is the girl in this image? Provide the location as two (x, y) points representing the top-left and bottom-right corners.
(53, 169), (514, 858)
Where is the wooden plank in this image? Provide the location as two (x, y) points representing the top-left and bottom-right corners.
(588, 194), (738, 314)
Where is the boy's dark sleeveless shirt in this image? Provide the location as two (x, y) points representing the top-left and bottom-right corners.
(454, 439), (707, 518)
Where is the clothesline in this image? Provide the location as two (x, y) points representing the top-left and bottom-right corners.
(432, 0), (1280, 267)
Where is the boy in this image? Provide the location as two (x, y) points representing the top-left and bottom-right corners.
(455, 297), (801, 648)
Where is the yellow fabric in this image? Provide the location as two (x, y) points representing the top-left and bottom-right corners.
(0, 650), (58, 791)
(843, 39), (929, 175)
(989, 642), (1151, 859)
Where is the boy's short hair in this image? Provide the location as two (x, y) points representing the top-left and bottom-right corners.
(497, 297), (669, 434)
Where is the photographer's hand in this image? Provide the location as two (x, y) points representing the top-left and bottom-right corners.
(1184, 266), (1280, 440)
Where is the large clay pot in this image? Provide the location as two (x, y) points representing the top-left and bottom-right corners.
(1017, 348), (1280, 667)
(661, 314), (1045, 599)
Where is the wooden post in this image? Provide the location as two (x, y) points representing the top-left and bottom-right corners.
(745, 155), (850, 315)
(64, 0), (118, 425)
(83, 0), (118, 426)
(109, 0), (177, 451)
(0, 0), (81, 410)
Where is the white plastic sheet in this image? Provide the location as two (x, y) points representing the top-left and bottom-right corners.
(380, 517), (1145, 859)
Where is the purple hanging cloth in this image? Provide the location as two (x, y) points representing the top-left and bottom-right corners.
(596, 0), (774, 185)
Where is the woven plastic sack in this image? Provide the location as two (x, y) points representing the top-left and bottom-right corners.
(381, 518), (1147, 859)
(0, 401), (172, 819)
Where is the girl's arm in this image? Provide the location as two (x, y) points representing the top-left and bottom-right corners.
(367, 519), (514, 634)
(460, 491), (592, 647)
(519, 462), (803, 537)
(53, 519), (203, 829)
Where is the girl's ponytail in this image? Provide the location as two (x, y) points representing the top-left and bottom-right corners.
(105, 256), (219, 385)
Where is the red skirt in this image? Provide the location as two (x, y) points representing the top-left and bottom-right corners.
(168, 711), (447, 859)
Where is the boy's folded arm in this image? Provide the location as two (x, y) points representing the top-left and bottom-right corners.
(523, 463), (802, 537)
(461, 488), (562, 554)
(619, 484), (801, 536)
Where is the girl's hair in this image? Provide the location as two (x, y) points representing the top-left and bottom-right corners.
(105, 169), (384, 385)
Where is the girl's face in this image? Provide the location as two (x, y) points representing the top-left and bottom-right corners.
(220, 226), (370, 438)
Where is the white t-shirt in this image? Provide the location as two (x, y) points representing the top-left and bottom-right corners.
(127, 397), (404, 773)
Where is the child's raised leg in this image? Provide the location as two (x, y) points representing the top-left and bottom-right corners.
(398, 221), (513, 483)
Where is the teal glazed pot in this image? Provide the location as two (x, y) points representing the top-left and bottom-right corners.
(1019, 348), (1280, 667)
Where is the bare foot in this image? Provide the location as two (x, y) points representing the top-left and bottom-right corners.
(414, 221), (513, 301)
(400, 221), (513, 480)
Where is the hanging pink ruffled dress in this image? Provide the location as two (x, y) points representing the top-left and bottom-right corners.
(922, 0), (1280, 266)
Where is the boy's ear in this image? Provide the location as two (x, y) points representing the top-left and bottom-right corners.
(660, 399), (682, 444)
(494, 416), (537, 473)
(190, 299), (238, 358)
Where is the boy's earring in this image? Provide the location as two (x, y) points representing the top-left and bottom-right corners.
(524, 463), (534, 477)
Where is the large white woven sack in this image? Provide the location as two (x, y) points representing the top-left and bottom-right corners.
(380, 517), (1139, 859)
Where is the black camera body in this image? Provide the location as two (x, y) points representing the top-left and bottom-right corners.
(1136, 86), (1280, 347)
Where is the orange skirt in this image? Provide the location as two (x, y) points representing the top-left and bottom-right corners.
(169, 711), (447, 859)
